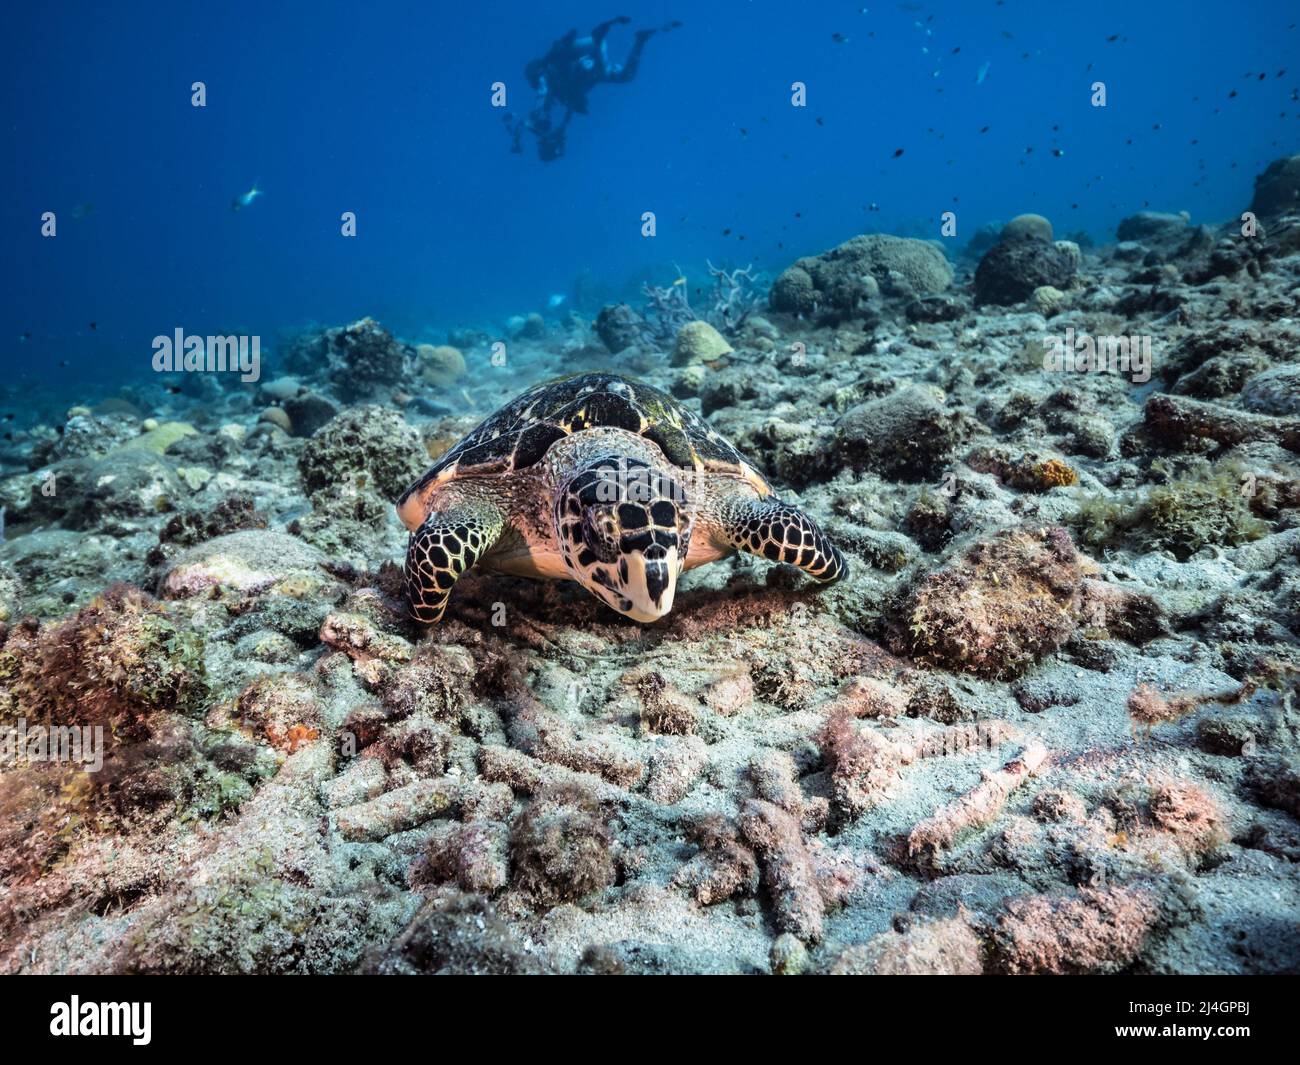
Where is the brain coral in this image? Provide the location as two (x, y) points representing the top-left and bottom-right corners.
(771, 234), (953, 318)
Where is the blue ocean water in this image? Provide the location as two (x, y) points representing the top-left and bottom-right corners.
(3, 0), (1296, 397)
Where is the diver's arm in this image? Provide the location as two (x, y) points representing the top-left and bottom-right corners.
(591, 16), (630, 44)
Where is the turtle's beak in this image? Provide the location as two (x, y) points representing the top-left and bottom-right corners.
(621, 544), (679, 622)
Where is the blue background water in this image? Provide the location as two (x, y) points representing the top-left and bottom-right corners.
(3, 0), (1296, 392)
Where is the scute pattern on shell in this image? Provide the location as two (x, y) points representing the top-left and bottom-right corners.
(397, 372), (766, 510)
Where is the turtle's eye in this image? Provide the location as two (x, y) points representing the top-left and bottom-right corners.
(581, 507), (621, 563)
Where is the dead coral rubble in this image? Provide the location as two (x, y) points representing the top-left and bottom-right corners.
(992, 883), (1163, 975)
(908, 742), (1048, 861)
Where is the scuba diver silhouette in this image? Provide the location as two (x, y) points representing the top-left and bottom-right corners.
(505, 16), (681, 162)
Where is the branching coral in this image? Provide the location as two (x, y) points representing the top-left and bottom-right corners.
(641, 261), (768, 342)
(704, 260), (766, 333)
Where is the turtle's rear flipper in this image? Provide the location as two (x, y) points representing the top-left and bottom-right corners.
(718, 495), (847, 584)
(404, 496), (506, 624)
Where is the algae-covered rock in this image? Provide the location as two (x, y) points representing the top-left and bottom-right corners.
(890, 526), (1084, 680)
(510, 783), (616, 904)
(595, 303), (647, 354)
(160, 530), (331, 599)
(1241, 364), (1300, 416)
(283, 391), (341, 437)
(117, 420), (197, 456)
(298, 405), (427, 499)
(0, 583), (206, 737)
(975, 239), (1077, 305)
(76, 448), (185, 529)
(0, 561), (22, 622)
(836, 385), (964, 481)
(39, 412), (138, 462)
(365, 889), (545, 975)
(1250, 154), (1300, 218)
(1116, 211), (1190, 244)
(328, 317), (408, 400)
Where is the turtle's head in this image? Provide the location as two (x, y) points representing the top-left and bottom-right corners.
(555, 457), (691, 623)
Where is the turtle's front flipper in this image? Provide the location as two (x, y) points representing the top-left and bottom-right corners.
(404, 494), (506, 624)
(716, 493), (848, 584)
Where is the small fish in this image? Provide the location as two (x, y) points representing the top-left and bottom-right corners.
(89, 321), (97, 330)
(979, 125), (990, 133)
(1052, 148), (1064, 157)
(892, 147), (904, 157)
(546, 293), (566, 309)
(976, 60), (990, 84)
(832, 32), (850, 44)
(231, 181), (263, 212)
(671, 276), (686, 287)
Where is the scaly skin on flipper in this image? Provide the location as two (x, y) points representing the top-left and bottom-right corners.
(404, 489), (506, 624)
(712, 489), (848, 583)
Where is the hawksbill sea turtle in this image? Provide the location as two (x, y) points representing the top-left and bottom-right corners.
(396, 372), (846, 624)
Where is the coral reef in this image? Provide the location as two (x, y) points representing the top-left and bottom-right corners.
(770, 233), (952, 319)
(3, 156), (1300, 975)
